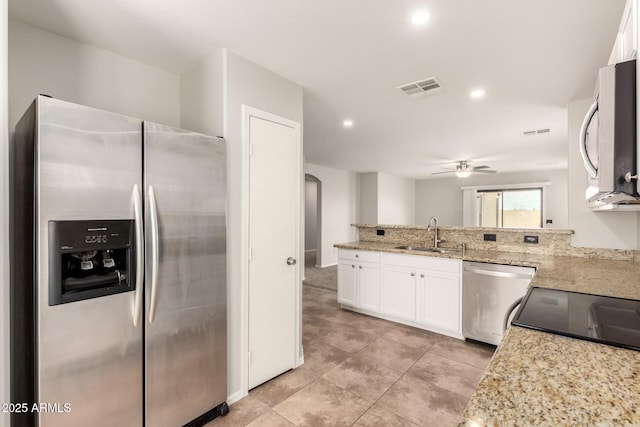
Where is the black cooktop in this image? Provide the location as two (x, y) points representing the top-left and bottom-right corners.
(512, 287), (640, 352)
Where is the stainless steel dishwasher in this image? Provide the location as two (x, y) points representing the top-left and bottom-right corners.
(462, 261), (535, 346)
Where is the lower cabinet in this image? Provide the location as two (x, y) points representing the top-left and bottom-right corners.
(381, 265), (416, 321)
(337, 250), (380, 311)
(358, 262), (381, 312)
(337, 249), (462, 338)
(337, 260), (358, 306)
(416, 270), (460, 332)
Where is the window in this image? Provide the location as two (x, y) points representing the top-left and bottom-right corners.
(476, 188), (543, 228)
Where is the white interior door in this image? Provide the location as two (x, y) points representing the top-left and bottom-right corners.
(248, 110), (300, 389)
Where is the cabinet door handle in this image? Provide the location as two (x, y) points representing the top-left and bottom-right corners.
(420, 274), (424, 278)
(352, 264), (355, 268)
(355, 254), (359, 258)
(359, 265), (362, 269)
(410, 272), (415, 277)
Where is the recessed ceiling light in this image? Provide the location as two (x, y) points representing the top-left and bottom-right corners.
(470, 89), (486, 99)
(410, 10), (431, 25)
(343, 120), (353, 128)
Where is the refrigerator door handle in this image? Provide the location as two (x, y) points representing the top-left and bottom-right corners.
(148, 186), (160, 323)
(132, 184), (144, 327)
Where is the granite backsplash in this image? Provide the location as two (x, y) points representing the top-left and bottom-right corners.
(354, 224), (640, 262)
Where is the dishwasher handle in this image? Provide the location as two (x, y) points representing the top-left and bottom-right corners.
(503, 297), (524, 333)
(465, 267), (533, 280)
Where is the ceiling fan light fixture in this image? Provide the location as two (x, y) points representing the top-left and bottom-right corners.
(455, 170), (472, 178)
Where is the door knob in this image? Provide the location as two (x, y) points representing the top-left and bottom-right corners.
(286, 257), (297, 266)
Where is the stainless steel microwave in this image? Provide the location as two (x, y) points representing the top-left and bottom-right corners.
(579, 59), (639, 210)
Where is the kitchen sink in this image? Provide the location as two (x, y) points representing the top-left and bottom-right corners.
(394, 245), (462, 254)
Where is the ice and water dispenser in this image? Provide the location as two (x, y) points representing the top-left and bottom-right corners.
(48, 220), (136, 305)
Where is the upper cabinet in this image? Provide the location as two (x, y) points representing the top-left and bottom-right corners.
(609, 0), (637, 64)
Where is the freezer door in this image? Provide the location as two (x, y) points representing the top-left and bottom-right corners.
(144, 122), (227, 426)
(35, 97), (143, 426)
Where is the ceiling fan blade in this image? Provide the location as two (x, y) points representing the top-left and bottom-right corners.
(471, 165), (491, 170)
(473, 169), (497, 174)
(430, 170), (456, 175)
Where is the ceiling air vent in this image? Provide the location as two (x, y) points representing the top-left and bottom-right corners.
(522, 128), (551, 136)
(396, 77), (443, 97)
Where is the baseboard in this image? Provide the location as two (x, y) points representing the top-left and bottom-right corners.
(226, 390), (248, 406)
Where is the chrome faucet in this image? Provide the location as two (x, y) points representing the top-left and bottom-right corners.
(427, 217), (442, 249)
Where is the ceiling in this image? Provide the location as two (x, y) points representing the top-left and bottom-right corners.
(9, 0), (626, 179)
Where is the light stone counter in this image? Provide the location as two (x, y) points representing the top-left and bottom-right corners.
(334, 241), (640, 425)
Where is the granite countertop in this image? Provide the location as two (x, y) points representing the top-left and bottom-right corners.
(334, 241), (640, 425)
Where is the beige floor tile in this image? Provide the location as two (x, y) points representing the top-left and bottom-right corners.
(206, 396), (269, 427)
(310, 305), (363, 324)
(250, 365), (321, 407)
(303, 287), (337, 305)
(309, 307), (395, 336)
(377, 375), (469, 427)
(302, 315), (335, 345)
(340, 312), (396, 336)
(301, 339), (350, 375)
(273, 378), (372, 427)
(322, 355), (403, 402)
(317, 325), (378, 353)
(407, 353), (485, 398)
(353, 404), (419, 427)
(357, 337), (426, 373)
(246, 410), (296, 426)
(428, 336), (495, 370)
(382, 324), (442, 349)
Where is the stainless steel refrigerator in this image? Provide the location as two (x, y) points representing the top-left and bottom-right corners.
(10, 95), (228, 426)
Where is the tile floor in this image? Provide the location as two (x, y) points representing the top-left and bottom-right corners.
(210, 285), (495, 427)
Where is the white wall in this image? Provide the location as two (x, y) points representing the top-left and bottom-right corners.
(305, 163), (358, 267)
(1, 1), (9, 426)
(224, 49), (303, 400)
(180, 48), (224, 136)
(358, 172), (415, 225)
(415, 178), (464, 226)
(567, 98), (640, 249)
(304, 179), (318, 251)
(415, 169), (569, 228)
(377, 172), (415, 225)
(9, 20), (180, 130)
(358, 172), (378, 224)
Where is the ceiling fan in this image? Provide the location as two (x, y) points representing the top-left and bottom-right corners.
(431, 161), (497, 178)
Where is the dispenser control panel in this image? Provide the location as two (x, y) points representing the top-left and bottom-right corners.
(48, 220), (136, 305)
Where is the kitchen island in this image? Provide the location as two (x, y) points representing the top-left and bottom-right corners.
(334, 240), (640, 425)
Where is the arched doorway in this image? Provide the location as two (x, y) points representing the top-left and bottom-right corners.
(304, 174), (322, 267)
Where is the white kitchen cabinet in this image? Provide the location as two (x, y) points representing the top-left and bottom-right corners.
(416, 270), (461, 333)
(358, 262), (381, 311)
(381, 265), (416, 321)
(620, 0), (637, 61)
(337, 249), (463, 339)
(337, 249), (380, 310)
(609, 0), (637, 64)
(381, 253), (461, 336)
(337, 259), (358, 306)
